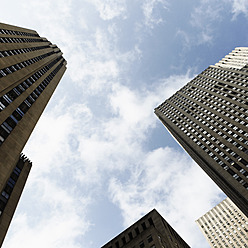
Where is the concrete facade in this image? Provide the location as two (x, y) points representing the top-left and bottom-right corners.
(0, 22), (66, 245)
(0, 154), (32, 247)
(196, 198), (248, 248)
(155, 47), (248, 217)
(102, 209), (190, 248)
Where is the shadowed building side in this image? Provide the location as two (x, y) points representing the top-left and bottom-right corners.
(101, 209), (190, 248)
(0, 154), (32, 246)
(155, 47), (248, 217)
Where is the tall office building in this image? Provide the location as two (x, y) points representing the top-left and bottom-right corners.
(0, 22), (66, 244)
(0, 154), (32, 246)
(155, 47), (248, 217)
(101, 209), (190, 248)
(196, 198), (248, 248)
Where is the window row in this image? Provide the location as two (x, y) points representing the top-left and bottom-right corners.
(0, 36), (44, 44)
(0, 28), (39, 37)
(0, 45), (50, 58)
(0, 60), (64, 146)
(159, 102), (248, 188)
(0, 56), (62, 111)
(106, 218), (154, 248)
(161, 94), (248, 153)
(0, 154), (29, 216)
(167, 88), (248, 151)
(0, 50), (55, 78)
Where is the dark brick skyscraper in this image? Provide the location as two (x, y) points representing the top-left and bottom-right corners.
(155, 47), (248, 217)
(0, 22), (66, 245)
(102, 209), (190, 248)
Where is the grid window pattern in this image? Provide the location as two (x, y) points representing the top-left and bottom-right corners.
(157, 80), (248, 189)
(0, 154), (32, 216)
(0, 59), (65, 145)
(0, 45), (50, 58)
(102, 210), (190, 248)
(155, 48), (248, 218)
(0, 28), (39, 37)
(196, 198), (248, 248)
(0, 50), (57, 78)
(0, 56), (63, 111)
(0, 36), (44, 44)
(0, 22), (67, 247)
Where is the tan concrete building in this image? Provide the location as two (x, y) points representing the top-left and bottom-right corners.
(101, 209), (190, 248)
(0, 22), (66, 245)
(196, 198), (248, 248)
(0, 154), (32, 246)
(155, 47), (248, 217)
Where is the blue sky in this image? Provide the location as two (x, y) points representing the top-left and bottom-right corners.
(2, 1), (248, 247)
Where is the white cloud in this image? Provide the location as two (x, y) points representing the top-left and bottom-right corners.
(88, 0), (127, 20)
(66, 25), (143, 95)
(142, 0), (168, 28)
(23, 101), (91, 176)
(230, 0), (248, 18)
(3, 169), (90, 248)
(1, 1), (234, 247)
(2, 100), (93, 248)
(190, 0), (225, 44)
(108, 147), (225, 247)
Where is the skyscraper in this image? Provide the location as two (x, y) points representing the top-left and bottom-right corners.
(155, 47), (248, 217)
(0, 154), (32, 246)
(196, 198), (248, 248)
(0, 22), (66, 244)
(101, 209), (190, 248)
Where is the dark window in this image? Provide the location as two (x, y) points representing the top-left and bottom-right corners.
(12, 110), (22, 121)
(7, 116), (18, 127)
(7, 178), (16, 187)
(0, 126), (9, 139)
(1, 191), (9, 199)
(139, 241), (145, 248)
(128, 232), (133, 240)
(227, 168), (235, 176)
(7, 90), (18, 101)
(115, 241), (119, 248)
(141, 222), (147, 230)
(147, 235), (153, 243)
(148, 217), (154, 226)
(10, 172), (18, 182)
(16, 160), (24, 170)
(135, 227), (140, 235)
(0, 198), (6, 211)
(19, 102), (29, 113)
(4, 184), (13, 195)
(121, 237), (126, 245)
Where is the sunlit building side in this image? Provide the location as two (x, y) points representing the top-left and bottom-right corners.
(196, 198), (248, 248)
(0, 22), (66, 245)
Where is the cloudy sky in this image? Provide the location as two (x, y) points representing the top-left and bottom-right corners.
(2, 0), (248, 247)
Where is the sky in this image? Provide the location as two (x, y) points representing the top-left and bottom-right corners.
(1, 0), (248, 247)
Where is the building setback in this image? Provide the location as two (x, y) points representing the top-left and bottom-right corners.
(196, 198), (248, 248)
(0, 22), (66, 245)
(155, 47), (248, 217)
(101, 209), (190, 248)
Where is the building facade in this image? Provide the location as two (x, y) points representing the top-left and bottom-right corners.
(155, 47), (248, 217)
(0, 154), (32, 246)
(196, 198), (248, 248)
(0, 22), (66, 244)
(101, 209), (190, 248)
